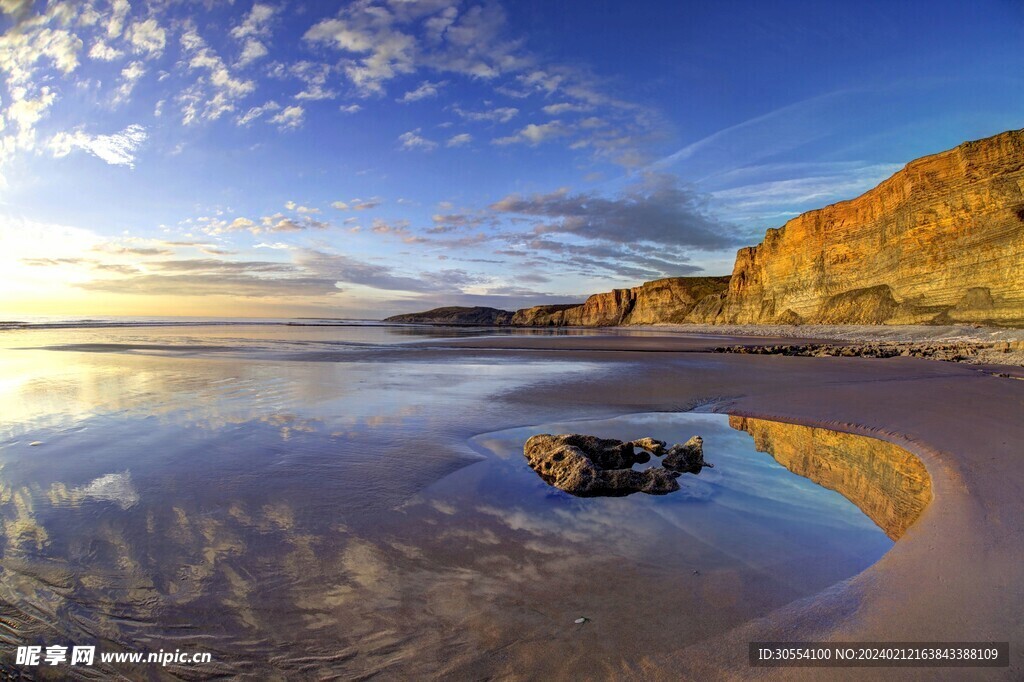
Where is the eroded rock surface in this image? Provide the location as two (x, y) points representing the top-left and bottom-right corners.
(662, 436), (708, 474)
(718, 129), (1024, 326)
(511, 277), (731, 327)
(523, 433), (711, 497)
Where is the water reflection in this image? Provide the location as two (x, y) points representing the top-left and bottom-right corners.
(728, 416), (931, 540)
(0, 321), (655, 357)
(0, 339), (932, 678)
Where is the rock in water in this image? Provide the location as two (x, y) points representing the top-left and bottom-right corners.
(662, 436), (712, 474)
(630, 437), (666, 455)
(523, 433), (709, 497)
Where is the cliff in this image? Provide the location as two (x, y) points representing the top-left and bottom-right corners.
(729, 416), (931, 540)
(511, 276), (731, 326)
(719, 128), (1024, 325)
(388, 130), (1024, 328)
(384, 306), (513, 325)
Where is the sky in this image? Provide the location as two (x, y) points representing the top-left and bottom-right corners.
(0, 0), (1021, 319)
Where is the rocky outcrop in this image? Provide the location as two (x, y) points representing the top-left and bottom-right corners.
(729, 416), (931, 540)
(713, 339), (1024, 367)
(523, 433), (711, 497)
(714, 341), (985, 362)
(509, 304), (580, 326)
(718, 129), (1024, 326)
(384, 306), (513, 325)
(512, 276), (731, 327)
(662, 436), (709, 474)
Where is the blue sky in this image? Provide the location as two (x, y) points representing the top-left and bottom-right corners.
(1, 0), (1021, 318)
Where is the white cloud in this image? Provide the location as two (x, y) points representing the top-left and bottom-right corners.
(285, 202), (320, 214)
(399, 79), (445, 103)
(250, 212), (331, 234)
(179, 28), (256, 123)
(228, 217), (256, 232)
(331, 201), (350, 210)
(5, 87), (55, 147)
(351, 197), (381, 210)
(0, 0), (33, 18)
(231, 3), (276, 40)
(0, 24), (83, 85)
(269, 104), (304, 130)
(113, 59), (145, 105)
(518, 69), (563, 95)
(106, 0), (130, 39)
(339, 103), (362, 114)
(425, 2), (527, 79)
(236, 100), (280, 126)
(493, 121), (567, 146)
(304, 2), (530, 95)
(237, 38), (268, 66)
(303, 8), (417, 96)
(542, 102), (589, 115)
(49, 123), (147, 167)
(76, 3), (102, 27)
(453, 105), (518, 123)
(446, 132), (471, 147)
(126, 18), (166, 57)
(397, 128), (437, 151)
(290, 60), (336, 101)
(88, 40), (122, 61)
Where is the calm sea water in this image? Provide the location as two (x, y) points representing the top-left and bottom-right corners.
(0, 323), (922, 678)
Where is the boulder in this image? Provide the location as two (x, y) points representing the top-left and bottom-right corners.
(523, 433), (710, 497)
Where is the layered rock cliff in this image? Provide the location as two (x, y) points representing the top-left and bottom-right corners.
(386, 130), (1024, 328)
(729, 416), (931, 540)
(511, 276), (731, 326)
(718, 129), (1024, 325)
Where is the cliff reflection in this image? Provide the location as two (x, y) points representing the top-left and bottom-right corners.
(729, 416), (932, 540)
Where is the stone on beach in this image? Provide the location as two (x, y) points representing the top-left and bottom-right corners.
(663, 436), (712, 474)
(523, 433), (710, 497)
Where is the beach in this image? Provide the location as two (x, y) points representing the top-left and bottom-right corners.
(0, 323), (1020, 679)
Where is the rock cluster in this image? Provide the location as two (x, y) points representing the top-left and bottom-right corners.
(713, 342), (982, 362)
(523, 433), (711, 497)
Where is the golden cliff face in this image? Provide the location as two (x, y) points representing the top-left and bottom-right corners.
(729, 416), (931, 540)
(719, 129), (1024, 325)
(511, 276), (731, 326)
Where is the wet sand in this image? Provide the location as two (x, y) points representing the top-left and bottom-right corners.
(0, 325), (1021, 679)
(456, 340), (1023, 680)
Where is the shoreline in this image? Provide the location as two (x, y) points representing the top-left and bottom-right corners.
(2, 330), (1021, 678)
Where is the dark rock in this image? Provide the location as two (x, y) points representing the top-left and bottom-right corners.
(523, 433), (709, 497)
(662, 436), (712, 474)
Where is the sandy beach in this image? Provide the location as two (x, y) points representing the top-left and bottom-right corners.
(462, 337), (1024, 680)
(0, 323), (1018, 679)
